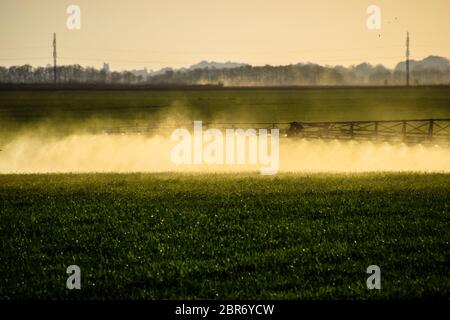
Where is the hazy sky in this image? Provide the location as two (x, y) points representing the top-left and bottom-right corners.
(1, 0), (449, 70)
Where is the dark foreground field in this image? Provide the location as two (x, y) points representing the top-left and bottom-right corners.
(1, 87), (450, 130)
(0, 173), (449, 299)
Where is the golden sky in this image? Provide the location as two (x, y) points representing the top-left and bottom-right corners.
(1, 0), (449, 70)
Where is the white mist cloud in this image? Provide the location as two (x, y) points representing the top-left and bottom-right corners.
(0, 133), (449, 173)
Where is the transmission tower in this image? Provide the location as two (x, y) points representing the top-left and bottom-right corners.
(53, 33), (57, 83)
(406, 31), (410, 87)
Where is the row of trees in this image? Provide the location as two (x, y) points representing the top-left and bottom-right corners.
(1, 63), (449, 86)
(0, 65), (144, 84)
(147, 63), (450, 86)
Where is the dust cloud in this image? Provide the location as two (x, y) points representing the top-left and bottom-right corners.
(0, 132), (449, 173)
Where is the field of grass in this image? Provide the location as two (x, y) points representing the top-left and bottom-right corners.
(1, 87), (450, 126)
(1, 173), (449, 299)
(1, 87), (449, 145)
(0, 87), (449, 300)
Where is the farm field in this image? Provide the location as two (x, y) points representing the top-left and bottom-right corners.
(2, 0), (450, 309)
(0, 87), (449, 300)
(0, 173), (449, 299)
(1, 87), (450, 128)
(1, 87), (449, 146)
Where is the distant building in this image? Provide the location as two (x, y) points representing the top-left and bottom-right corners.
(130, 68), (148, 77)
(102, 63), (110, 73)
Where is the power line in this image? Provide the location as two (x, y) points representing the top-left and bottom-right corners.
(0, 45), (52, 51)
(56, 45), (407, 55)
(57, 55), (406, 65)
(0, 57), (50, 61)
(0, 32), (441, 70)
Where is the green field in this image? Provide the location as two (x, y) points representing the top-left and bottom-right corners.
(1, 87), (450, 128)
(0, 88), (449, 300)
(1, 87), (449, 145)
(1, 173), (449, 299)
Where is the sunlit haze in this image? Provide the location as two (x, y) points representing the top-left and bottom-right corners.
(1, 0), (450, 70)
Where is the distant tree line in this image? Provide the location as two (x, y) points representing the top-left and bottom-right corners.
(0, 65), (144, 85)
(1, 62), (449, 86)
(146, 63), (450, 86)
